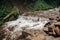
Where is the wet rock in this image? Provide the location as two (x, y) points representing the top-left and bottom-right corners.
(54, 22), (60, 25)
(45, 21), (60, 36)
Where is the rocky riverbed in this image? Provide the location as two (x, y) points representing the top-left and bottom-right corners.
(0, 7), (60, 40)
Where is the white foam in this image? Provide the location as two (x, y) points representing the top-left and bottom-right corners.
(5, 15), (50, 32)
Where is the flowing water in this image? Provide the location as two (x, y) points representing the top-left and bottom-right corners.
(5, 15), (50, 31)
(1, 15), (50, 40)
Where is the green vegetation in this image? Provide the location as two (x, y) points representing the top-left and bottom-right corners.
(22, 0), (60, 11)
(0, 7), (19, 26)
(26, 0), (53, 11)
(0, 0), (19, 26)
